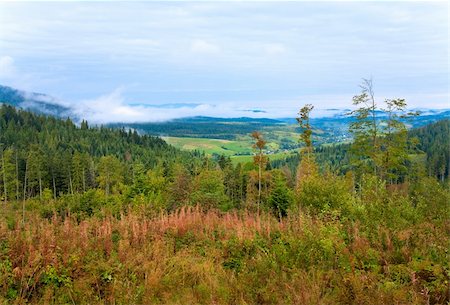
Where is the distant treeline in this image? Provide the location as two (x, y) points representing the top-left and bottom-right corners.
(272, 119), (450, 181)
(109, 117), (284, 140)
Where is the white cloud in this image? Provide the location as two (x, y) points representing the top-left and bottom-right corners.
(0, 2), (447, 110)
(8, 84), (448, 124)
(73, 88), (135, 122)
(190, 39), (220, 54)
(0, 56), (17, 79)
(68, 88), (273, 123)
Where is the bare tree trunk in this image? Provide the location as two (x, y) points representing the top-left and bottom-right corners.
(52, 173), (57, 199)
(39, 172), (42, 200)
(365, 78), (378, 177)
(258, 148), (262, 215)
(82, 168), (86, 192)
(371, 99), (377, 176)
(68, 172), (74, 195)
(23, 159), (28, 224)
(106, 172), (110, 196)
(15, 149), (19, 201)
(89, 159), (95, 189)
(2, 149), (7, 204)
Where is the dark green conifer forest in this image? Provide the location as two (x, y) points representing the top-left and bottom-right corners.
(0, 94), (449, 304)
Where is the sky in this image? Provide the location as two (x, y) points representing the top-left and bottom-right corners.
(0, 1), (448, 123)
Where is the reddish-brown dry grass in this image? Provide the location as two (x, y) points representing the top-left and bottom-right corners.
(0, 205), (448, 304)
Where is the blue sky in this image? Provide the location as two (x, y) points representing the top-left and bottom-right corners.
(0, 1), (448, 122)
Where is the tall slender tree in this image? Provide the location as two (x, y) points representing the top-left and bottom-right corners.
(296, 104), (314, 156)
(296, 104), (318, 190)
(97, 155), (124, 196)
(0, 148), (19, 203)
(1, 146), (7, 204)
(380, 98), (419, 183)
(348, 78), (379, 176)
(251, 131), (267, 214)
(348, 79), (419, 184)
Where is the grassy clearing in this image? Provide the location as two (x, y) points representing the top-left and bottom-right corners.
(164, 136), (293, 162)
(163, 137), (253, 156)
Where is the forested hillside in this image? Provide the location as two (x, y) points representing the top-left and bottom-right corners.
(0, 105), (202, 202)
(109, 117), (285, 140)
(272, 119), (450, 181)
(409, 119), (450, 180)
(0, 85), (71, 117)
(109, 111), (450, 143)
(1, 0), (448, 303)
(0, 103), (449, 304)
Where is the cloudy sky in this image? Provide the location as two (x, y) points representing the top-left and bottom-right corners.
(0, 1), (448, 122)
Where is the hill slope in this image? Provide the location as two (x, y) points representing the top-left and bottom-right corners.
(0, 85), (71, 118)
(272, 119), (450, 180)
(0, 105), (199, 198)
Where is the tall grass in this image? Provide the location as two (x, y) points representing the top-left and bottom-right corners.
(0, 205), (448, 304)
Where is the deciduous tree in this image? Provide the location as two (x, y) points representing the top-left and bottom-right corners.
(97, 155), (123, 196)
(251, 131), (267, 214)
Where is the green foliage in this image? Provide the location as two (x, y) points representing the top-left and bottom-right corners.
(297, 171), (353, 214)
(0, 148), (19, 202)
(409, 119), (450, 180)
(97, 155), (124, 195)
(167, 164), (193, 210)
(296, 104), (314, 154)
(348, 78), (379, 175)
(41, 265), (72, 288)
(0, 104), (196, 201)
(0, 175), (448, 304)
(411, 176), (450, 222)
(0, 101), (449, 304)
(348, 79), (419, 183)
(190, 169), (229, 210)
(268, 170), (293, 218)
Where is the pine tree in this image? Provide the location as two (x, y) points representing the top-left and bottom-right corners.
(168, 164), (192, 210)
(268, 170), (293, 219)
(25, 145), (45, 199)
(72, 151), (89, 193)
(0, 147), (17, 203)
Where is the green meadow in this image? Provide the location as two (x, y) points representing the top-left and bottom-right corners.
(162, 135), (288, 162)
(162, 136), (253, 156)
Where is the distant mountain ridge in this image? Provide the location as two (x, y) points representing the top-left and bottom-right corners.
(0, 85), (72, 118)
(0, 84), (448, 132)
